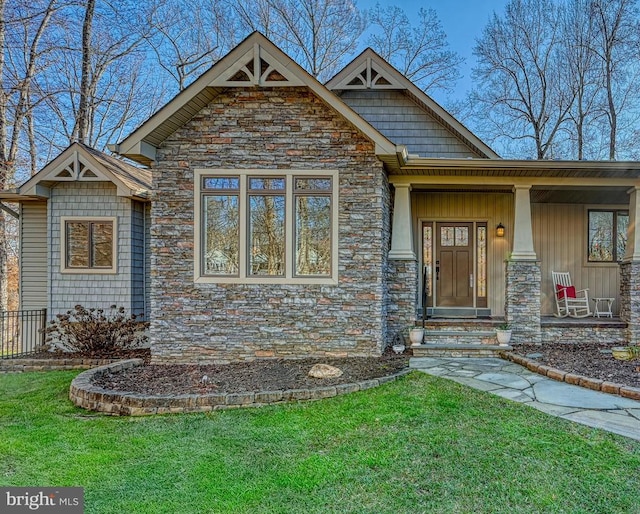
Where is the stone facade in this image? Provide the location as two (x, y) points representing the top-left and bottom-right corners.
(385, 259), (418, 345)
(619, 261), (640, 345)
(150, 87), (391, 363)
(504, 260), (541, 344)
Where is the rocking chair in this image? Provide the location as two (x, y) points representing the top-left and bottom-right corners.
(551, 271), (591, 318)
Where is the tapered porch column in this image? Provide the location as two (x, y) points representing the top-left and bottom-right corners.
(389, 184), (416, 260)
(505, 185), (541, 343)
(620, 186), (640, 344)
(511, 185), (537, 261)
(387, 183), (418, 345)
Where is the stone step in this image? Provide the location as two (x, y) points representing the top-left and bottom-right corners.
(422, 330), (499, 346)
(411, 343), (512, 358)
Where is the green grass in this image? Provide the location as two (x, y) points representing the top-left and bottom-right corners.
(1, 371), (639, 513)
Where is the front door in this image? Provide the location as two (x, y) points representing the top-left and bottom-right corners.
(435, 222), (474, 307)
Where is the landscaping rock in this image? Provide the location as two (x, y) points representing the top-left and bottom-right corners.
(308, 364), (343, 379)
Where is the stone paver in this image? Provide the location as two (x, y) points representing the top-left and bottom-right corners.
(411, 357), (640, 441)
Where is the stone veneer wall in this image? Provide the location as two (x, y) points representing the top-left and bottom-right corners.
(541, 325), (626, 345)
(504, 260), (541, 344)
(619, 261), (640, 345)
(385, 259), (418, 345)
(150, 87), (391, 363)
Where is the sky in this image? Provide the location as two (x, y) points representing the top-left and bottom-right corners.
(357, 0), (511, 103)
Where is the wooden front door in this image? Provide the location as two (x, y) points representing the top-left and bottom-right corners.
(435, 222), (474, 307)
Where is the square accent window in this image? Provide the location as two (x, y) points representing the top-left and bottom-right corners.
(588, 209), (628, 262)
(61, 217), (117, 273)
(195, 170), (338, 284)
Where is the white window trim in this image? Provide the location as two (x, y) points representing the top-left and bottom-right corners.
(194, 169), (338, 285)
(60, 216), (118, 274)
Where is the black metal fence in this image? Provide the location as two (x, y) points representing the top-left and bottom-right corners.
(0, 309), (47, 359)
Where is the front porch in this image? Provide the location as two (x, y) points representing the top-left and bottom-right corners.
(385, 161), (640, 350)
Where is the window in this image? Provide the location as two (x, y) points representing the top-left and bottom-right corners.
(588, 209), (628, 262)
(61, 217), (117, 273)
(195, 170), (338, 284)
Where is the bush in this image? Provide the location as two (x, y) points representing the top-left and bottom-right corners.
(44, 305), (149, 355)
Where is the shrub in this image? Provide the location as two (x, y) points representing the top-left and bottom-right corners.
(44, 305), (149, 355)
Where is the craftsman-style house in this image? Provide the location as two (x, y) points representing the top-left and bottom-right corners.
(3, 32), (640, 363)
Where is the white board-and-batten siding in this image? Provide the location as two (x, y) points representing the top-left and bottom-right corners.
(20, 201), (48, 310)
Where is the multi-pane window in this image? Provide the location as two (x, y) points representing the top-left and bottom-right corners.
(62, 218), (116, 272)
(197, 171), (336, 282)
(588, 210), (629, 262)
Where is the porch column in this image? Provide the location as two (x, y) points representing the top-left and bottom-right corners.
(505, 185), (541, 344)
(389, 184), (415, 260)
(511, 185), (537, 261)
(387, 183), (418, 346)
(620, 186), (640, 344)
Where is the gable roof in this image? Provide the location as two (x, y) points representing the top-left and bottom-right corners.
(326, 48), (499, 159)
(8, 142), (151, 200)
(110, 32), (403, 168)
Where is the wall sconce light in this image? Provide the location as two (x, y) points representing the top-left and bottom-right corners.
(496, 222), (505, 238)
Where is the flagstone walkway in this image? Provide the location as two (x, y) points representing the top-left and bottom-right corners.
(410, 357), (640, 441)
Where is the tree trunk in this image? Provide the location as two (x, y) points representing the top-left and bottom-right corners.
(77, 0), (96, 143)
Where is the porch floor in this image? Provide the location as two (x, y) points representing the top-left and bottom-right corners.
(415, 316), (626, 328)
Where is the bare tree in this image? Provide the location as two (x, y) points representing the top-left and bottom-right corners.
(366, 4), (463, 94)
(41, 0), (166, 150)
(560, 0), (602, 159)
(146, 0), (234, 90)
(589, 0), (640, 159)
(228, 0), (365, 81)
(0, 0), (62, 309)
(472, 0), (574, 158)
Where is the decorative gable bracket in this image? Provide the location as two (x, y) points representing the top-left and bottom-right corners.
(329, 57), (405, 90)
(210, 43), (305, 88)
(45, 153), (109, 182)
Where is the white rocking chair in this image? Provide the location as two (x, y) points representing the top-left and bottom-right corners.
(551, 271), (591, 318)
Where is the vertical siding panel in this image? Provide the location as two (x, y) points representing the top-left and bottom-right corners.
(20, 201), (48, 310)
(535, 203), (622, 315)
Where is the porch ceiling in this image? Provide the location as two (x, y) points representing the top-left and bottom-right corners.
(531, 187), (629, 204)
(410, 185), (630, 204)
(395, 158), (640, 179)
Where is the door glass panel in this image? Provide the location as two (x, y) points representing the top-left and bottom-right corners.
(422, 225), (433, 297)
(455, 227), (469, 246)
(477, 226), (487, 298)
(441, 226), (454, 246)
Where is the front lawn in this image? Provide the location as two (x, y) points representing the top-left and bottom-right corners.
(1, 371), (639, 513)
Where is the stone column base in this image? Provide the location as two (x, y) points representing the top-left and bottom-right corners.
(386, 259), (418, 347)
(619, 261), (640, 345)
(505, 260), (541, 344)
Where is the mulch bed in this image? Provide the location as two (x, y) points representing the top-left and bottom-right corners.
(30, 342), (640, 394)
(515, 342), (640, 388)
(93, 351), (410, 395)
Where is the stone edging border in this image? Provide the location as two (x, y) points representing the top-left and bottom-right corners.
(69, 359), (413, 416)
(0, 358), (128, 373)
(500, 351), (640, 401)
